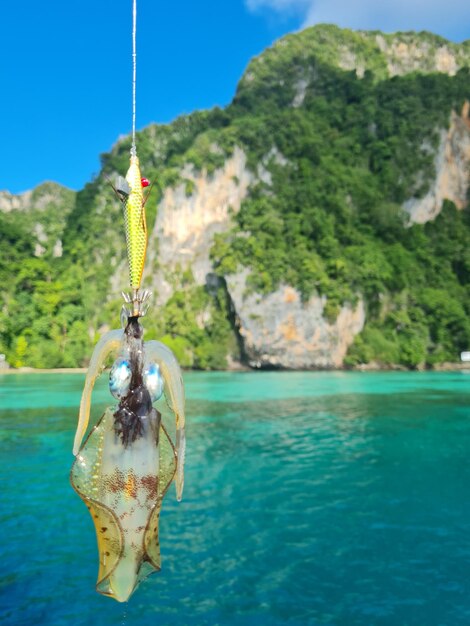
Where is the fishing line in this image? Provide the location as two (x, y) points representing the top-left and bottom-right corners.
(131, 0), (137, 157)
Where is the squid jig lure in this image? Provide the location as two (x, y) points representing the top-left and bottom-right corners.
(70, 0), (185, 602)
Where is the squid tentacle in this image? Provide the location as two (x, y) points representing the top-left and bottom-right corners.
(73, 329), (124, 455)
(145, 340), (186, 501)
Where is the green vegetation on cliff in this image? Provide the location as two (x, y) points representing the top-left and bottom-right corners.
(1, 25), (470, 369)
(212, 63), (470, 366)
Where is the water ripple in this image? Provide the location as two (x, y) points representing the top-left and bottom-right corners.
(0, 372), (469, 625)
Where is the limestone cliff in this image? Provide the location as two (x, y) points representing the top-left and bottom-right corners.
(143, 149), (366, 369)
(147, 146), (254, 304)
(123, 101), (468, 368)
(404, 102), (470, 224)
(0, 182), (75, 258)
(350, 32), (470, 78)
(239, 24), (470, 97)
(0, 181), (74, 213)
(0, 189), (33, 213)
(227, 272), (365, 369)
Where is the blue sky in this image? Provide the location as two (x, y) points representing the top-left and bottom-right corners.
(1, 0), (469, 194)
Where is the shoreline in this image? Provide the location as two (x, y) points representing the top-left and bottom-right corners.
(0, 364), (469, 374)
(0, 367), (87, 374)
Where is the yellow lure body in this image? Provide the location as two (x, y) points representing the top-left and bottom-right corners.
(124, 155), (147, 290)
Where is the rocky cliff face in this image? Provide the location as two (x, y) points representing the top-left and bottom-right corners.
(227, 272), (365, 369)
(139, 102), (469, 368)
(0, 190), (33, 213)
(404, 101), (470, 224)
(361, 33), (468, 78)
(0, 182), (73, 213)
(141, 148), (366, 368)
(0, 182), (75, 258)
(336, 34), (467, 79)
(147, 146), (254, 304)
(238, 25), (470, 103)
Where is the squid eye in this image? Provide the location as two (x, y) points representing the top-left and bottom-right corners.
(144, 363), (164, 401)
(109, 358), (132, 399)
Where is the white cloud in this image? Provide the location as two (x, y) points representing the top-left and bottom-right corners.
(246, 0), (470, 42)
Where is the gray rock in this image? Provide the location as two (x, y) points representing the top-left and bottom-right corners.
(403, 103), (470, 224)
(226, 270), (365, 369)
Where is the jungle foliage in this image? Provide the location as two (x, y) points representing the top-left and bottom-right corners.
(1, 25), (470, 369)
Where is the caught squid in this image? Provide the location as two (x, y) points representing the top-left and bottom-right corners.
(71, 153), (186, 602)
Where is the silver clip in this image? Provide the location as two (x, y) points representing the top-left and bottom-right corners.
(121, 289), (152, 318)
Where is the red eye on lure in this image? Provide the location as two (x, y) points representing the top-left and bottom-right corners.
(141, 177), (150, 187)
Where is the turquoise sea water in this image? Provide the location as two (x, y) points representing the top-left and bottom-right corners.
(0, 371), (469, 626)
